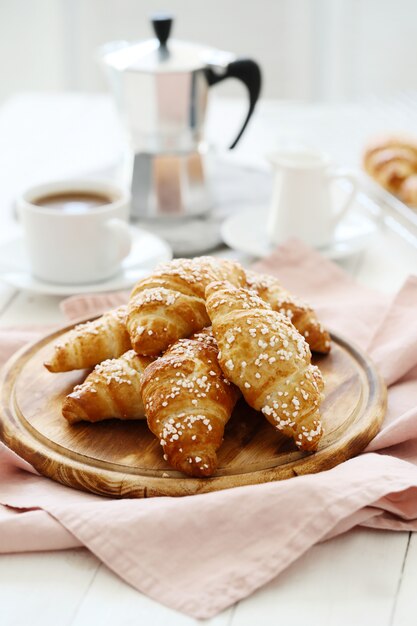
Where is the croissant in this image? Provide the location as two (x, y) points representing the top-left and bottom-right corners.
(45, 306), (131, 372)
(363, 135), (417, 206)
(62, 350), (152, 424)
(141, 328), (239, 477)
(245, 270), (331, 353)
(127, 257), (246, 356)
(206, 281), (324, 452)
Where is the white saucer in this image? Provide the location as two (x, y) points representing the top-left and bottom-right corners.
(0, 226), (172, 295)
(221, 205), (378, 261)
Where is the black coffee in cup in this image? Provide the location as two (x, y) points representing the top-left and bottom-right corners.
(19, 179), (131, 284)
(33, 192), (113, 214)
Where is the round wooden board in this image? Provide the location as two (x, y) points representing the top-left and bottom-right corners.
(0, 322), (386, 498)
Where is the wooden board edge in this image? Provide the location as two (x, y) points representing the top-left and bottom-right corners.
(0, 325), (388, 498)
(0, 372), (387, 499)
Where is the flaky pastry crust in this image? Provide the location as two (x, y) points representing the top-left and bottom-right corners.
(127, 257), (246, 356)
(206, 281), (324, 452)
(45, 306), (131, 372)
(141, 328), (239, 476)
(62, 350), (153, 424)
(245, 270), (331, 354)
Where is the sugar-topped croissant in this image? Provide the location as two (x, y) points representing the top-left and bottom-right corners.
(206, 281), (324, 452)
(62, 350), (152, 424)
(45, 306), (131, 372)
(141, 328), (239, 477)
(245, 270), (331, 354)
(127, 257), (246, 356)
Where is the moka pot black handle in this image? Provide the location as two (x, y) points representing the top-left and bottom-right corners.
(205, 58), (262, 149)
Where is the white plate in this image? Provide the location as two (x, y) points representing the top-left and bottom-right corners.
(221, 198), (378, 261)
(0, 226), (172, 295)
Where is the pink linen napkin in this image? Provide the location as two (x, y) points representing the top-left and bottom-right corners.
(1, 239), (417, 618)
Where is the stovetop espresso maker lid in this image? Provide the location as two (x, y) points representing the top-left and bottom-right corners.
(99, 14), (234, 74)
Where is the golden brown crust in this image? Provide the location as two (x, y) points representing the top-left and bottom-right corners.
(44, 306), (131, 372)
(62, 350), (153, 424)
(127, 257), (246, 356)
(363, 135), (417, 206)
(399, 174), (417, 207)
(140, 328), (239, 477)
(363, 134), (417, 164)
(206, 281), (324, 452)
(245, 270), (331, 354)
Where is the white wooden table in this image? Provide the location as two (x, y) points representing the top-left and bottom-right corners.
(1, 94), (417, 626)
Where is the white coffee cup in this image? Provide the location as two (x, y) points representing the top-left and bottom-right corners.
(17, 179), (132, 285)
(267, 149), (358, 248)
